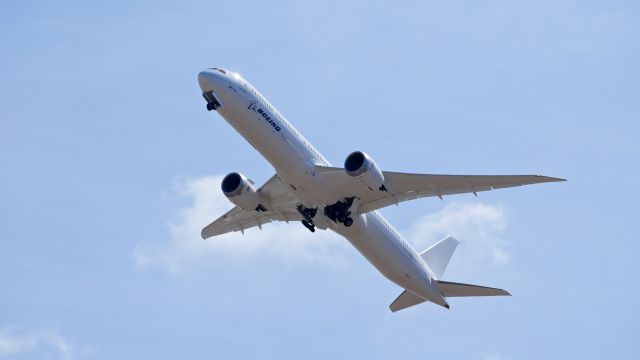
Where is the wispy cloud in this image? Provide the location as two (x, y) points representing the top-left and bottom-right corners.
(0, 328), (75, 359)
(482, 353), (504, 360)
(137, 176), (511, 276)
(405, 201), (511, 278)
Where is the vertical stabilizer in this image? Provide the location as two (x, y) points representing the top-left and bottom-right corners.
(419, 236), (458, 279)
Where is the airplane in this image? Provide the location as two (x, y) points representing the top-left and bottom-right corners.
(197, 67), (565, 312)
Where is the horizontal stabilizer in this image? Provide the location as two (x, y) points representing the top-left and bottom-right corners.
(389, 290), (426, 312)
(436, 280), (511, 297)
(420, 236), (459, 279)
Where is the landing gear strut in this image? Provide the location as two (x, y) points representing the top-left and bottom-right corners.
(202, 91), (221, 111)
(297, 205), (317, 233)
(324, 197), (355, 227)
(301, 219), (315, 232)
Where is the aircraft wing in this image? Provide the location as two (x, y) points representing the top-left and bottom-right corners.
(316, 166), (565, 214)
(201, 174), (303, 239)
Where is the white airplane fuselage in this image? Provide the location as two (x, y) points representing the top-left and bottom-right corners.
(198, 68), (448, 308)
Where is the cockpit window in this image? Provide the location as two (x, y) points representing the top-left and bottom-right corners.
(207, 67), (227, 74)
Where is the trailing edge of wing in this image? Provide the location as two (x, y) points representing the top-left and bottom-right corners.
(201, 210), (301, 239)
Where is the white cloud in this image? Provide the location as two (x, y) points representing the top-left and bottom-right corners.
(137, 176), (512, 276)
(0, 328), (75, 359)
(405, 201), (511, 277)
(482, 353), (504, 360)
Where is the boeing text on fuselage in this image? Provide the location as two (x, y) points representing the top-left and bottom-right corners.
(248, 99), (281, 132)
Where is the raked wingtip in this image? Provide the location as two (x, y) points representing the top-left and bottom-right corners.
(536, 175), (567, 182)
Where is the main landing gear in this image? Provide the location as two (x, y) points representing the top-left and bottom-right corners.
(324, 197), (355, 227)
(202, 91), (221, 111)
(297, 205), (317, 233)
(297, 197), (356, 232)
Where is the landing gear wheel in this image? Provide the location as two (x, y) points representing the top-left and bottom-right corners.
(206, 102), (217, 111)
(301, 220), (316, 233)
(343, 217), (353, 227)
(324, 197), (355, 225)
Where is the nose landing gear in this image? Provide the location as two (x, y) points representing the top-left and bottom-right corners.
(297, 198), (357, 231)
(202, 91), (221, 111)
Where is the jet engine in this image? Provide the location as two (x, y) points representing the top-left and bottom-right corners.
(221, 172), (267, 212)
(344, 151), (387, 191)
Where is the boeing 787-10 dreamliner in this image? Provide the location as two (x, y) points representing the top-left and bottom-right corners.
(197, 67), (564, 312)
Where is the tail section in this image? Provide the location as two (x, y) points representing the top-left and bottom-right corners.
(388, 236), (510, 312)
(419, 236), (458, 279)
(389, 281), (511, 312)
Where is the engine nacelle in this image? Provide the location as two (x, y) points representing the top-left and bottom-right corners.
(221, 172), (267, 212)
(344, 151), (387, 191)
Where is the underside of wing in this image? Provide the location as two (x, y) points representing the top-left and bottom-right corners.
(201, 174), (303, 239)
(316, 165), (565, 214)
(201, 207), (302, 238)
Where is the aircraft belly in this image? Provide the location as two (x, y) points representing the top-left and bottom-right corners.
(334, 212), (427, 291)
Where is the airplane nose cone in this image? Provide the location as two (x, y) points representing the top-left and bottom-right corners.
(198, 70), (216, 92)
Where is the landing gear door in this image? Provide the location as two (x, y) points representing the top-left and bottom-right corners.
(203, 90), (223, 110)
(350, 197), (360, 214)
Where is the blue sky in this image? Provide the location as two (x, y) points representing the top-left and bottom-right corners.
(1, 0), (639, 358)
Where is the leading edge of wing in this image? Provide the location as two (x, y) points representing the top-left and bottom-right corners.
(316, 165), (566, 184)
